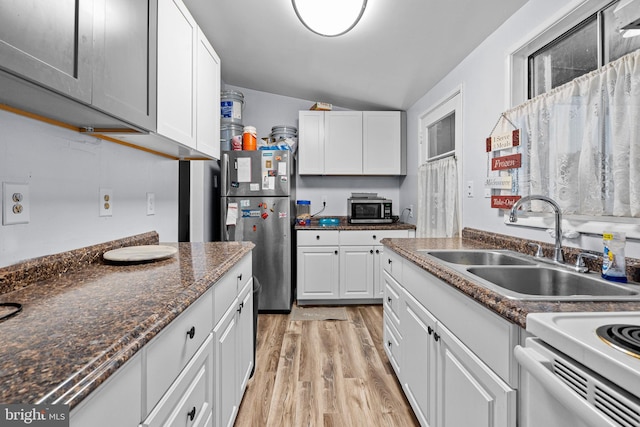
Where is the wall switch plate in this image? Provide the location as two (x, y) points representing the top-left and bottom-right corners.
(484, 188), (492, 198)
(99, 188), (113, 217)
(146, 192), (155, 215)
(466, 181), (474, 198)
(2, 182), (30, 225)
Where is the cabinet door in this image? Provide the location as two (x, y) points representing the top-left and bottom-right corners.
(437, 323), (516, 427)
(298, 111), (325, 174)
(373, 245), (385, 298)
(196, 28), (221, 158)
(363, 111), (405, 175)
(92, 0), (157, 130)
(296, 246), (339, 300)
(237, 278), (254, 398)
(70, 353), (142, 427)
(401, 291), (437, 427)
(324, 111), (363, 174)
(157, 0), (197, 148)
(339, 245), (374, 299)
(213, 303), (239, 427)
(0, 0), (92, 102)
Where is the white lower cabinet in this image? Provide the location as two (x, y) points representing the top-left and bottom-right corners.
(142, 333), (214, 427)
(297, 231), (340, 300)
(437, 323), (514, 427)
(70, 352), (142, 427)
(297, 229), (413, 303)
(70, 253), (253, 427)
(213, 275), (254, 427)
(402, 290), (437, 427)
(383, 251), (516, 427)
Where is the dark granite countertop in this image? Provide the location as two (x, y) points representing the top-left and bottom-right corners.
(0, 231), (253, 409)
(382, 228), (640, 329)
(295, 216), (416, 231)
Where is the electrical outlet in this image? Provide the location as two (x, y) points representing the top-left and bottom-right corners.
(408, 204), (414, 218)
(99, 188), (113, 217)
(484, 188), (492, 198)
(2, 182), (30, 225)
(466, 180), (474, 198)
(146, 192), (155, 215)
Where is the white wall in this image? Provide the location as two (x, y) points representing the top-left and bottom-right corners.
(401, 0), (640, 258)
(224, 85), (404, 218)
(0, 109), (179, 267)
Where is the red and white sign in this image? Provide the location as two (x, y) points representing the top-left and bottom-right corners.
(491, 153), (522, 171)
(486, 130), (520, 152)
(491, 195), (521, 209)
(484, 176), (512, 189)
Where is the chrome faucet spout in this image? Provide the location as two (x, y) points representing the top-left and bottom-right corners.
(509, 195), (564, 264)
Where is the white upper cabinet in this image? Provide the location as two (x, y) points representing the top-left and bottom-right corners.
(363, 111), (406, 175)
(298, 110), (406, 175)
(0, 0), (93, 103)
(324, 111), (363, 174)
(196, 27), (221, 159)
(298, 111), (325, 174)
(157, 0), (198, 149)
(0, 0), (157, 130)
(92, 0), (157, 131)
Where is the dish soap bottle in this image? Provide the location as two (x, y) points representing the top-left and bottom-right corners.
(602, 232), (627, 283)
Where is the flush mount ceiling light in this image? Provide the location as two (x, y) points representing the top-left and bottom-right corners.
(292, 0), (367, 37)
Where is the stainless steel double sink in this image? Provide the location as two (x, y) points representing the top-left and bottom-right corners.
(419, 250), (640, 301)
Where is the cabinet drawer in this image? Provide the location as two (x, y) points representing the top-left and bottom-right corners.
(145, 288), (214, 412)
(143, 333), (213, 427)
(297, 230), (340, 246)
(214, 254), (251, 326)
(383, 271), (402, 328)
(339, 229), (409, 245)
(383, 319), (402, 375)
(382, 248), (403, 281)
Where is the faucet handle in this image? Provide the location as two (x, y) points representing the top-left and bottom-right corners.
(528, 242), (544, 258)
(575, 252), (599, 273)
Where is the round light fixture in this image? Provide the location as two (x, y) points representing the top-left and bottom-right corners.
(292, 0), (367, 37)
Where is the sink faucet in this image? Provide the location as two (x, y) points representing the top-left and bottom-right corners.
(509, 195), (564, 264)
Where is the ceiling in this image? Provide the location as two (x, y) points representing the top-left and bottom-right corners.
(184, 0), (529, 111)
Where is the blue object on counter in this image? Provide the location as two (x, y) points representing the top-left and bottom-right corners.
(319, 218), (340, 227)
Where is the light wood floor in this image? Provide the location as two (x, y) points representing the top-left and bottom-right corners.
(235, 304), (420, 426)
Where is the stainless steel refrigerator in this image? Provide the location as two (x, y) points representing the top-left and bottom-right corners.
(221, 150), (295, 313)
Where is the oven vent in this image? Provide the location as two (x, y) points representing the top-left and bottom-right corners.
(551, 357), (640, 427)
(553, 359), (588, 398)
(595, 386), (640, 427)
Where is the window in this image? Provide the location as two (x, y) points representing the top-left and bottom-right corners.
(527, 0), (640, 98)
(508, 0), (640, 238)
(427, 112), (455, 161)
(417, 91), (462, 238)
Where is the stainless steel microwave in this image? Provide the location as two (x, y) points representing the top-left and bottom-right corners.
(347, 198), (393, 224)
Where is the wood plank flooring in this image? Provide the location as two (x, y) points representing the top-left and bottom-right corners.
(235, 304), (419, 426)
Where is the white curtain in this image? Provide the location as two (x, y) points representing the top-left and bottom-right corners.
(417, 156), (459, 237)
(505, 49), (640, 217)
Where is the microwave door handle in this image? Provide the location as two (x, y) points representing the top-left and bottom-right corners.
(514, 346), (617, 427)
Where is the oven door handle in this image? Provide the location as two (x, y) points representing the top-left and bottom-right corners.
(514, 345), (617, 427)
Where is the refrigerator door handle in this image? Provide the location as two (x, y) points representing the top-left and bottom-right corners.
(224, 153), (231, 195)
